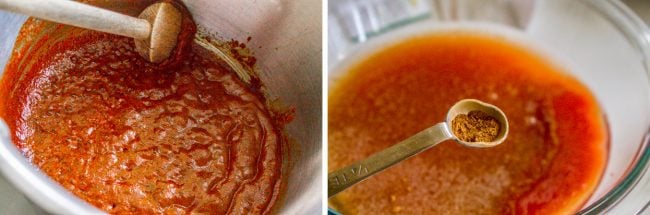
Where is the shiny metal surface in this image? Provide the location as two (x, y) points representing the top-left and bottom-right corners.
(0, 0), (322, 214)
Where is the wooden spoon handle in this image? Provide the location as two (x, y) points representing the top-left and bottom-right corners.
(0, 0), (150, 39)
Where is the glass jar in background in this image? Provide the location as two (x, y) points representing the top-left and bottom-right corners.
(328, 0), (535, 68)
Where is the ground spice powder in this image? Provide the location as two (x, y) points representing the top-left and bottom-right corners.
(452, 110), (500, 142)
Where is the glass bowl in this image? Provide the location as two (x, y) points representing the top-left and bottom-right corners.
(328, 0), (650, 214)
(0, 0), (321, 214)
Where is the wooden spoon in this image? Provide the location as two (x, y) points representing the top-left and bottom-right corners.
(0, 0), (183, 63)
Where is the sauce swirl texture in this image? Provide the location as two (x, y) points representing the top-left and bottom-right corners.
(0, 15), (284, 215)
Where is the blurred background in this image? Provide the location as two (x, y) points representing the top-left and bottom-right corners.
(329, 0), (650, 68)
(625, 0), (650, 23)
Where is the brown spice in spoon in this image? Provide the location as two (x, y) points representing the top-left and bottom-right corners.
(452, 110), (500, 142)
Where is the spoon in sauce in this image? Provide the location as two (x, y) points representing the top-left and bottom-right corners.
(0, 0), (182, 63)
(328, 99), (509, 197)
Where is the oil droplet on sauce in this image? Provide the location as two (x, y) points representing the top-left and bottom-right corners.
(328, 31), (607, 214)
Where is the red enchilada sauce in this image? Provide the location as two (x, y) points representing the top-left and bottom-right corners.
(0, 2), (284, 214)
(328, 33), (607, 214)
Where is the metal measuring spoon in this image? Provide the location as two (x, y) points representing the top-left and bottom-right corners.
(328, 99), (509, 198)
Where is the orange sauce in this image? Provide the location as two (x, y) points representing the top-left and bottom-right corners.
(328, 32), (608, 214)
(0, 1), (286, 213)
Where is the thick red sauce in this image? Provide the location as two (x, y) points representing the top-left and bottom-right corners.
(328, 32), (608, 214)
(0, 3), (284, 214)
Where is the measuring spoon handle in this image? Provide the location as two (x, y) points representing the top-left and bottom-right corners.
(328, 122), (453, 198)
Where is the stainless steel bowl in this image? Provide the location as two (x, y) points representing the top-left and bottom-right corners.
(0, 0), (322, 214)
